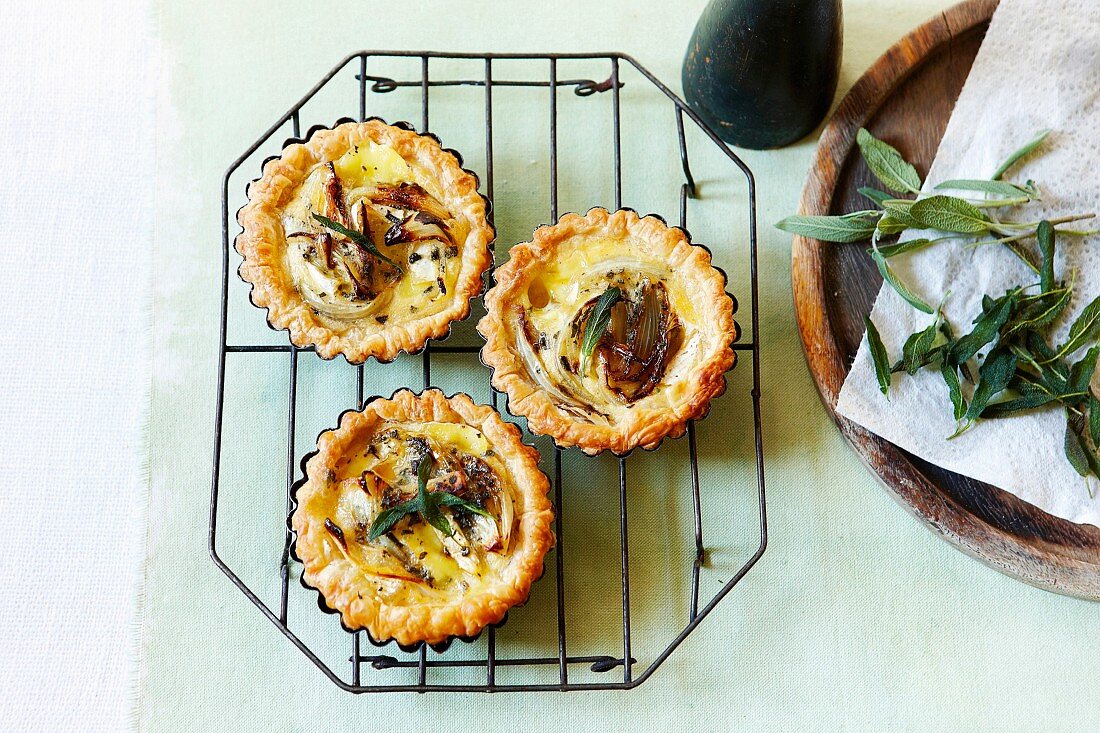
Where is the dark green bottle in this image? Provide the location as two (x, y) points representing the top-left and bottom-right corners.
(682, 0), (842, 149)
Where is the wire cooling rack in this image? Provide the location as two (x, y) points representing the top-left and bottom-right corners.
(211, 51), (767, 693)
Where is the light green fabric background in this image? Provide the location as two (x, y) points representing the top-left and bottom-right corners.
(143, 1), (1100, 730)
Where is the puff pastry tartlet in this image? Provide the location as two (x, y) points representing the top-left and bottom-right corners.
(478, 208), (738, 455)
(237, 120), (493, 363)
(292, 389), (554, 647)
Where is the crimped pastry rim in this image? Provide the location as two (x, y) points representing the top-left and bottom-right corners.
(235, 119), (495, 364)
(290, 389), (555, 648)
(477, 207), (740, 456)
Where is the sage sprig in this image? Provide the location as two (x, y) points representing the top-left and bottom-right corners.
(781, 127), (1100, 489)
(312, 212), (405, 272)
(368, 452), (491, 541)
(580, 287), (622, 371)
(777, 128), (1096, 308)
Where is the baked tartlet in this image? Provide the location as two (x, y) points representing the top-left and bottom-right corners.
(478, 208), (738, 455)
(237, 120), (494, 363)
(291, 389), (554, 648)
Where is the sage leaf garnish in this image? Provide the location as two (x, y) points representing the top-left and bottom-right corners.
(367, 451), (489, 541)
(992, 128), (1051, 181)
(435, 492), (493, 518)
(865, 316), (892, 396)
(312, 212), (404, 272)
(908, 195), (990, 234)
(368, 497), (420, 542)
(775, 213), (879, 243)
(1037, 220), (1056, 293)
(856, 128), (922, 194)
(580, 287), (623, 371)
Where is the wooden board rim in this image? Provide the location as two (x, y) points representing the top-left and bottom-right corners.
(790, 0), (1100, 599)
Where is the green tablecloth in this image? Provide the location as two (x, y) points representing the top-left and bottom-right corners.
(142, 1), (1100, 729)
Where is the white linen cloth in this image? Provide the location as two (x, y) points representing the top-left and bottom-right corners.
(0, 1), (154, 729)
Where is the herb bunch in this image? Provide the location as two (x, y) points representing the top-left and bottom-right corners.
(779, 129), (1100, 491)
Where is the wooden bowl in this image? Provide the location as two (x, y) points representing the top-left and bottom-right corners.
(790, 0), (1100, 599)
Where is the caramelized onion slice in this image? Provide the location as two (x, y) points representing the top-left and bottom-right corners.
(369, 182), (452, 230)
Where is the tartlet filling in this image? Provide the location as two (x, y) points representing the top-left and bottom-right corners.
(281, 142), (465, 324)
(319, 422), (516, 600)
(515, 264), (686, 423)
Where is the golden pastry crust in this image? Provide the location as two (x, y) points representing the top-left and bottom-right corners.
(478, 208), (738, 455)
(292, 389), (554, 647)
(236, 120), (493, 363)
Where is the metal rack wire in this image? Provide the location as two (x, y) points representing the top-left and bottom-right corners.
(210, 51), (767, 693)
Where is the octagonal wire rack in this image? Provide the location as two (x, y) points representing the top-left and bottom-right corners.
(210, 51), (767, 693)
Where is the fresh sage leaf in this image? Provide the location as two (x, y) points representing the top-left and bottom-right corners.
(948, 291), (1017, 365)
(1090, 393), (1100, 446)
(1051, 294), (1100, 361)
(902, 320), (939, 375)
(1037, 220), (1056, 293)
(1064, 411), (1091, 477)
(1005, 286), (1072, 336)
(312, 213), (404, 272)
(872, 238), (935, 258)
(981, 378), (1057, 418)
(871, 247), (934, 314)
(934, 179), (1032, 198)
(964, 348), (1017, 422)
(940, 359), (966, 421)
(776, 213), (879, 243)
(1023, 331), (1070, 391)
(876, 215), (911, 236)
(908, 195), (990, 234)
(856, 128), (922, 194)
(858, 187), (894, 206)
(865, 316), (892, 396)
(580, 287), (622, 371)
(1066, 345), (1100, 399)
(992, 128), (1051, 181)
(881, 199), (922, 227)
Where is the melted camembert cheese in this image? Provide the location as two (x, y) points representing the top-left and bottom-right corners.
(280, 141), (469, 327)
(317, 421), (517, 603)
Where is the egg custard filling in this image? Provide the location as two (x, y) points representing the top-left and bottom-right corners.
(237, 120), (493, 363)
(479, 208), (738, 455)
(292, 390), (553, 647)
(517, 247), (690, 420)
(317, 422), (515, 598)
(281, 145), (464, 321)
